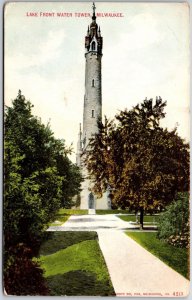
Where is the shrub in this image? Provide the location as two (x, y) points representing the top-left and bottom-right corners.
(157, 193), (189, 248)
(4, 244), (49, 296)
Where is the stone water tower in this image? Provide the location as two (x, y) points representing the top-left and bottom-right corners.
(76, 3), (111, 211)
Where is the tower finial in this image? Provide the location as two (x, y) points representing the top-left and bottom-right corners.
(92, 2), (96, 20)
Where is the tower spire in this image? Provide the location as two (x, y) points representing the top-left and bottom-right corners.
(92, 2), (96, 20)
(85, 2), (102, 54)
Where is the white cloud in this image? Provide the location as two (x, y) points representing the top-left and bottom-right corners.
(5, 28), (66, 72)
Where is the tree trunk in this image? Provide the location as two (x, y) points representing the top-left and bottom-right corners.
(135, 211), (139, 224)
(140, 207), (144, 230)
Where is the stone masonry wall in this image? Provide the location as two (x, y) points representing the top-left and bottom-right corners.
(83, 52), (102, 147)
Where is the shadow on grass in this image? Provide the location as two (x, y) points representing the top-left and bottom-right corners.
(46, 270), (115, 296)
(39, 232), (98, 256)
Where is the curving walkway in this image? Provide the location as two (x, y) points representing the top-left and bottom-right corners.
(48, 214), (190, 297)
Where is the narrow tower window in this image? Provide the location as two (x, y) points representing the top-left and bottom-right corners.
(91, 41), (96, 51)
(92, 79), (95, 87)
(92, 110), (95, 118)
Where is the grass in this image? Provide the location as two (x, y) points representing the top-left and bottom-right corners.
(37, 232), (114, 296)
(39, 231), (98, 256)
(57, 209), (88, 215)
(119, 215), (159, 223)
(40, 240), (108, 279)
(49, 215), (70, 227)
(96, 209), (131, 215)
(57, 208), (131, 216)
(126, 232), (189, 279)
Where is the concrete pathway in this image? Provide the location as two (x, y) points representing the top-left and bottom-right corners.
(48, 214), (190, 297)
(48, 214), (156, 232)
(61, 214), (136, 231)
(98, 231), (190, 297)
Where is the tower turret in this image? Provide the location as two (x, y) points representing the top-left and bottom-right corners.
(85, 3), (103, 55)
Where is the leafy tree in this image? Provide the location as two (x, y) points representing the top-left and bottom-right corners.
(55, 154), (83, 208)
(4, 91), (64, 252)
(4, 90), (82, 294)
(86, 98), (189, 228)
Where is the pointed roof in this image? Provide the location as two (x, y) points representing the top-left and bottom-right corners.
(85, 2), (103, 54)
(90, 2), (98, 37)
(92, 2), (96, 21)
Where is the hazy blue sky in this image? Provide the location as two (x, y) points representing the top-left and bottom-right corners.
(5, 2), (190, 162)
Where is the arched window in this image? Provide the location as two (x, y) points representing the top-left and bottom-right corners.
(92, 79), (95, 87)
(92, 110), (95, 118)
(91, 41), (96, 51)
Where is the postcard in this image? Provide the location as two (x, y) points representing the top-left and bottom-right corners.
(4, 1), (190, 297)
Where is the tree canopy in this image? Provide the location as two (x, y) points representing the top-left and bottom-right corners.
(4, 90), (82, 294)
(85, 97), (189, 227)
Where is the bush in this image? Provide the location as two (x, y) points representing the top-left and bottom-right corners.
(4, 244), (49, 296)
(157, 193), (189, 248)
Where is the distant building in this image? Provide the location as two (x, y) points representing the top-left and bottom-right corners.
(76, 3), (110, 211)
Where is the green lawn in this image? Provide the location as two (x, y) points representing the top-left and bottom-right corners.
(126, 232), (189, 279)
(96, 209), (131, 215)
(119, 215), (159, 223)
(57, 208), (88, 215)
(49, 215), (69, 227)
(57, 208), (131, 216)
(37, 232), (114, 296)
(39, 231), (98, 256)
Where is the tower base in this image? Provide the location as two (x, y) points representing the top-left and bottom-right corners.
(89, 209), (96, 215)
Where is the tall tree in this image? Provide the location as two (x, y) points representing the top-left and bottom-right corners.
(4, 90), (82, 294)
(86, 98), (189, 228)
(5, 91), (63, 252)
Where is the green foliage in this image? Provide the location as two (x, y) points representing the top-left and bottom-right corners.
(55, 155), (83, 208)
(86, 98), (189, 228)
(37, 232), (114, 296)
(4, 90), (82, 294)
(126, 232), (189, 279)
(157, 193), (189, 248)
